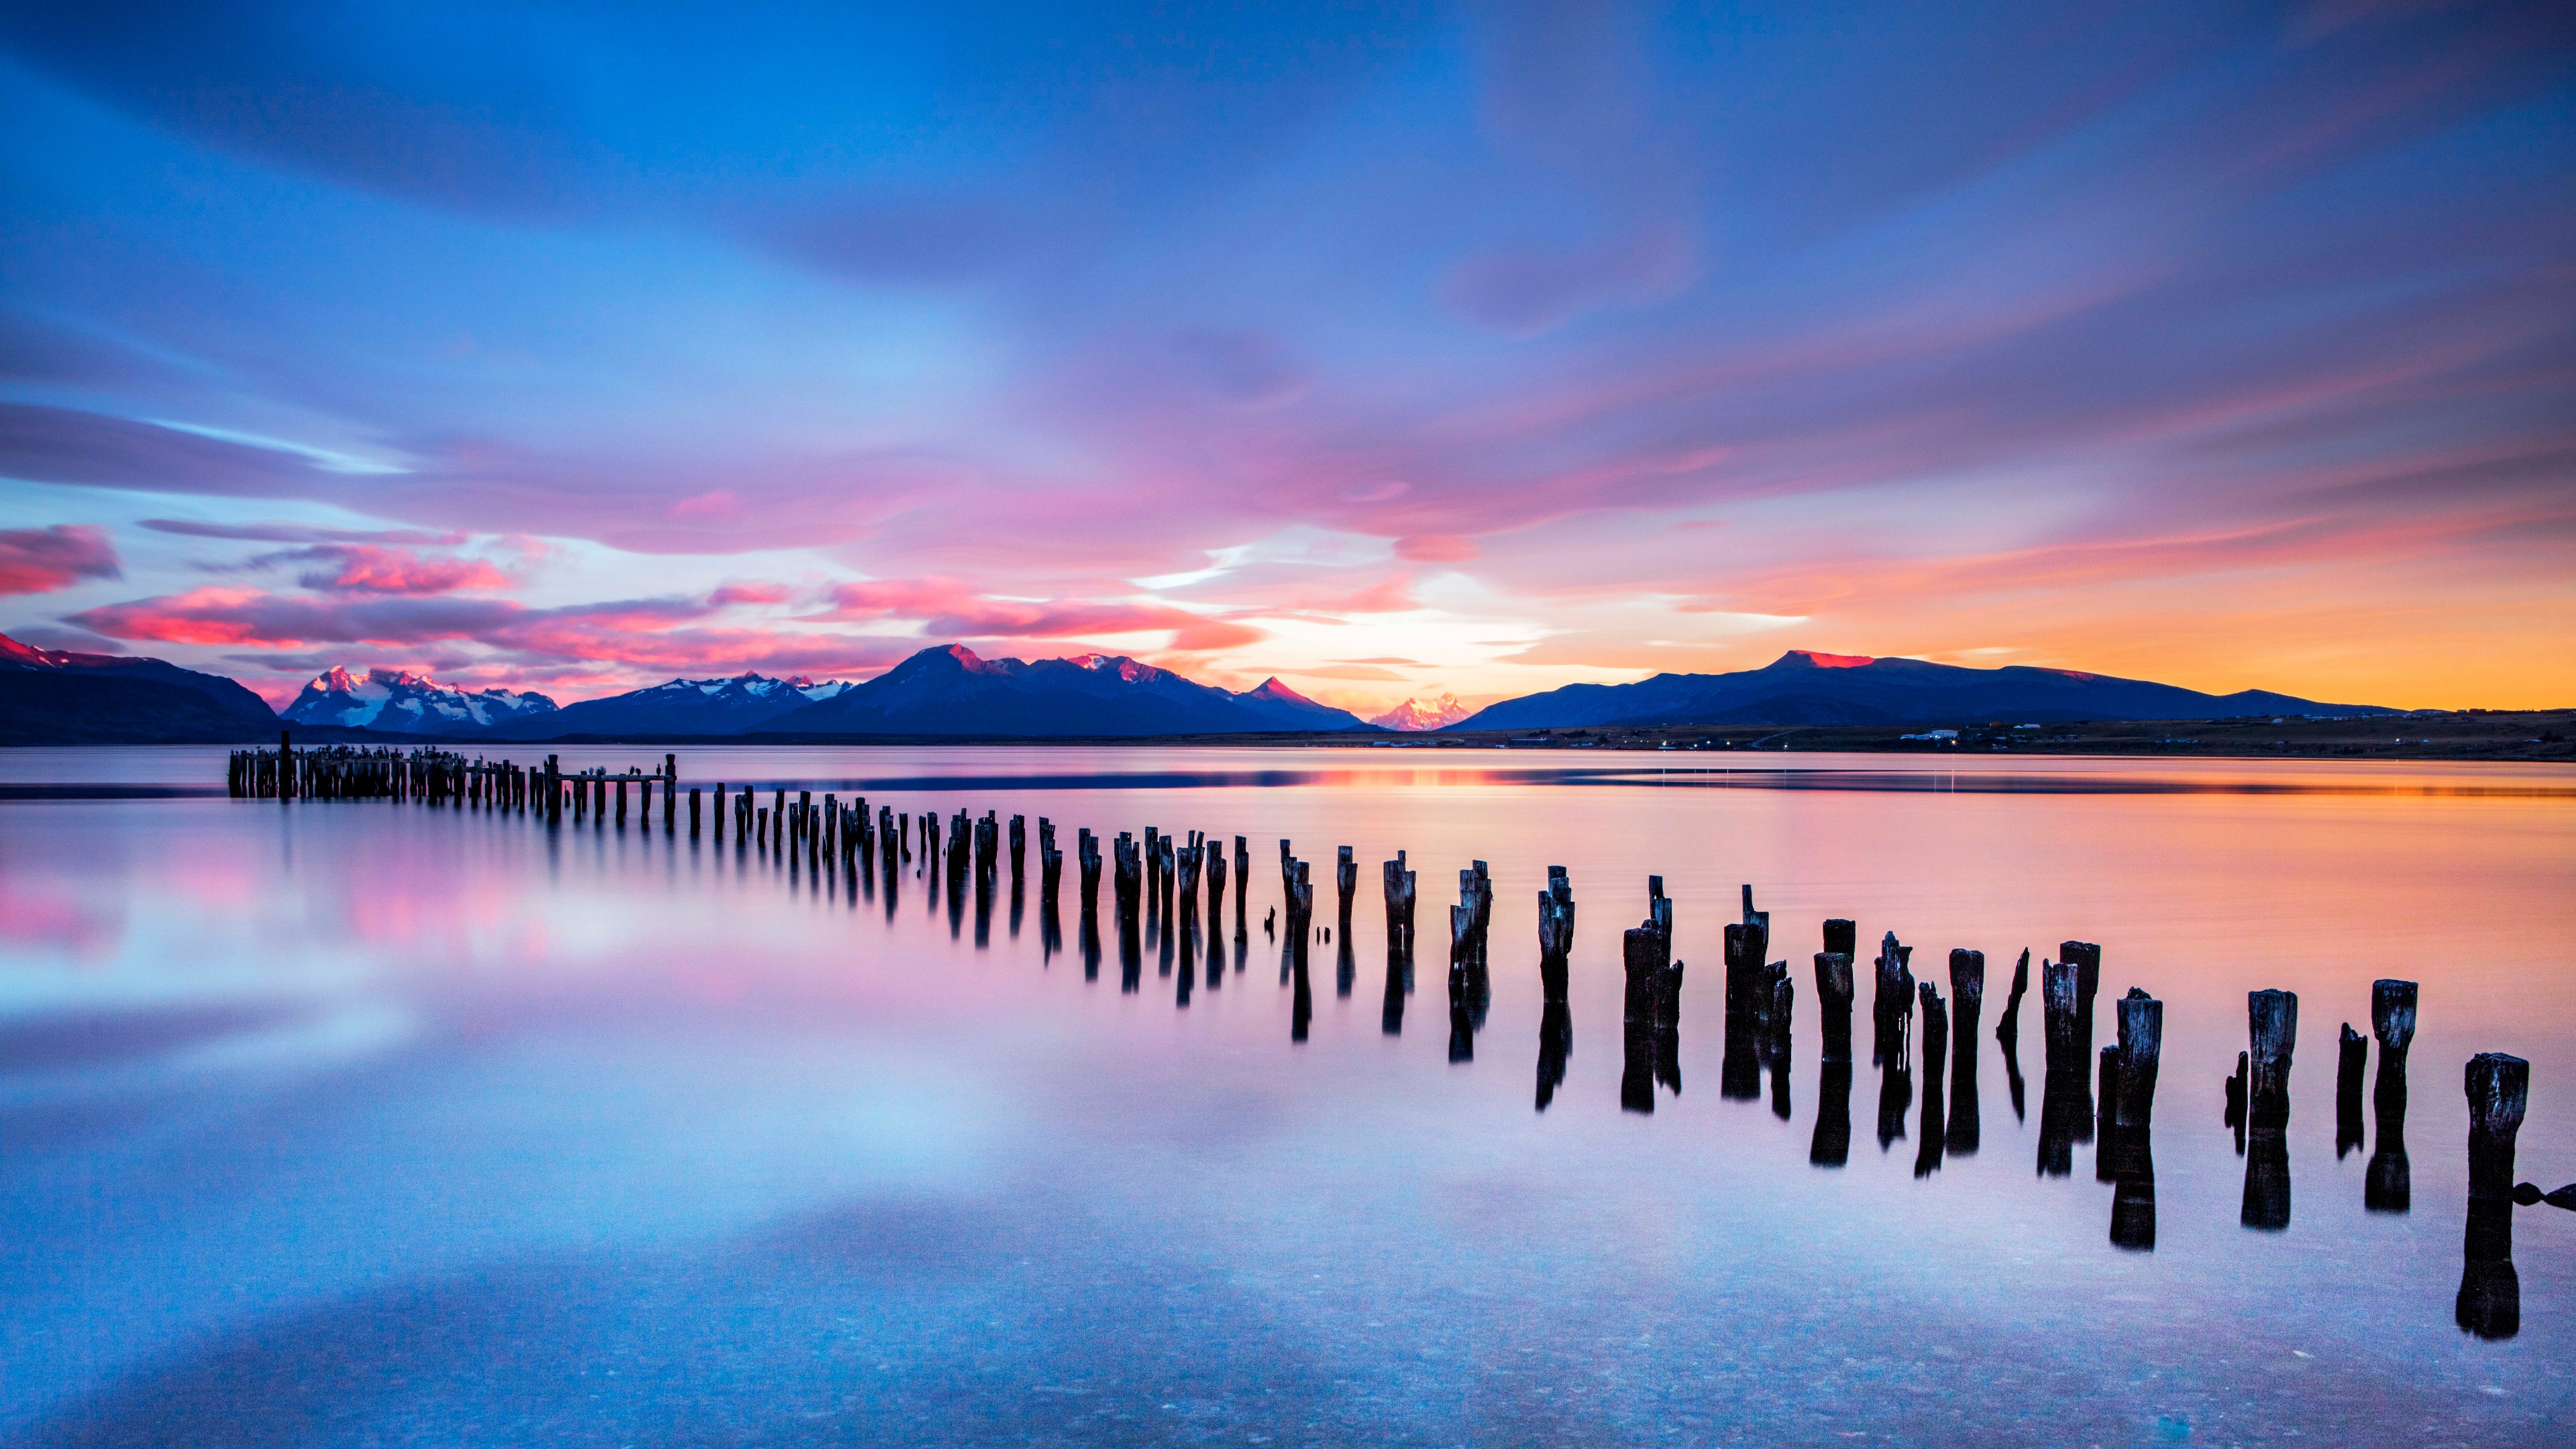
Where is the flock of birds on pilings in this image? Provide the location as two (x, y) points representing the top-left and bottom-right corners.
(222, 741), (2567, 1339)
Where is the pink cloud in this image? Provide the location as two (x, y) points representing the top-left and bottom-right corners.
(0, 524), (121, 595)
(820, 577), (1265, 652)
(1393, 535), (1478, 562)
(710, 581), (794, 605)
(279, 544), (513, 594)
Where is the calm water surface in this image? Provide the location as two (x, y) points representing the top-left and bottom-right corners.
(2, 746), (2571, 1447)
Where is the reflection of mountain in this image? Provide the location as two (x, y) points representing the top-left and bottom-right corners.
(283, 666), (557, 735)
(1452, 650), (2394, 730)
(1, 631), (278, 743)
(488, 673), (853, 739)
(1369, 692), (1470, 731)
(756, 645), (1371, 737)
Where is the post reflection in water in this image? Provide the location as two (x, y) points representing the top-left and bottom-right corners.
(1876, 1049), (1911, 1152)
(1811, 1061), (1854, 1168)
(1536, 999), (1571, 1112)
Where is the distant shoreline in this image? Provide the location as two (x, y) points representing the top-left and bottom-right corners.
(3, 706), (2569, 763)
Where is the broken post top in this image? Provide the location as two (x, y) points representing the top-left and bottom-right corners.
(2371, 979), (2418, 1053)
(2248, 989), (2298, 1061)
(2465, 1053), (2529, 1132)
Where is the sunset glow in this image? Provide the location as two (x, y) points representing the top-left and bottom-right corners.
(1, 4), (2569, 712)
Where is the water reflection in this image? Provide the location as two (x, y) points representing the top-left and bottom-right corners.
(12, 743), (2576, 1444)
(1536, 998), (1571, 1112)
(1811, 1061), (1854, 1168)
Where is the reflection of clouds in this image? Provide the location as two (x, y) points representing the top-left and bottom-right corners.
(0, 879), (127, 960)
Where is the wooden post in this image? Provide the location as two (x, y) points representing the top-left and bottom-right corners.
(1915, 980), (1947, 1179)
(2337, 1022), (2369, 1159)
(1995, 947), (2030, 1046)
(2459, 1052), (2529, 1340)
(689, 787), (702, 837)
(1823, 918), (1855, 958)
(2465, 1053), (2529, 1206)
(2247, 989), (2297, 1128)
(1815, 952), (1855, 1063)
(2240, 989), (2298, 1231)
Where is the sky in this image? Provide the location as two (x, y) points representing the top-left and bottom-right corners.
(1, 1), (2571, 714)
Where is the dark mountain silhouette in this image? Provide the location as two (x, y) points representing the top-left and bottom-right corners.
(1450, 650), (2394, 730)
(488, 673), (855, 739)
(1, 631), (280, 743)
(754, 645), (1370, 737)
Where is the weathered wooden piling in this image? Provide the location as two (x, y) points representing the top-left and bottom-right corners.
(1723, 895), (1770, 1018)
(2247, 989), (2297, 1128)
(1823, 918), (1856, 958)
(1385, 851), (1419, 960)
(1621, 881), (1675, 1027)
(2336, 1022), (2369, 1158)
(1531, 865), (1572, 1001)
(1945, 950), (1985, 1157)
(2061, 940), (2100, 1053)
(2459, 1052), (2528, 1340)
(1915, 980), (1947, 1178)
(2104, 990), (2163, 1251)
(2371, 977), (2416, 1110)
(2465, 1052), (2530, 1206)
(2040, 957), (2082, 1075)
(1872, 931), (1915, 1067)
(1992, 945), (2029, 1045)
(2235, 990), (2298, 1232)
(1815, 951), (1856, 1065)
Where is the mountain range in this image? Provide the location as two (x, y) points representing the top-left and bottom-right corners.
(489, 672), (855, 739)
(283, 667), (559, 736)
(2, 631), (2400, 745)
(1450, 650), (2393, 730)
(751, 645), (1366, 736)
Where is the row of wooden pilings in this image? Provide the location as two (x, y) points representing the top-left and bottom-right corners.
(228, 733), (680, 823)
(217, 747), (2563, 1337)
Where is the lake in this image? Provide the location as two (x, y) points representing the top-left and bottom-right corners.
(3, 745), (2571, 1446)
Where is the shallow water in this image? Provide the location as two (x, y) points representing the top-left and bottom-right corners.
(2, 745), (2571, 1447)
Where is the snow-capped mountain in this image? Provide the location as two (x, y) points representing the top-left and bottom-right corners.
(755, 645), (1371, 737)
(282, 666), (558, 735)
(1368, 692), (1471, 731)
(488, 672), (855, 739)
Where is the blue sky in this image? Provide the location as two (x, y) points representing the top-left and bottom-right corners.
(1, 1), (2570, 709)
